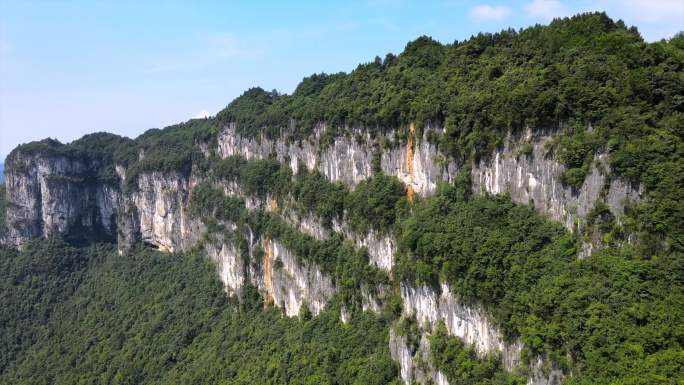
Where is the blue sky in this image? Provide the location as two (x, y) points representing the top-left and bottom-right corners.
(1, 0), (682, 159)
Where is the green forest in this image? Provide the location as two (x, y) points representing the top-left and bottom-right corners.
(0, 240), (400, 385)
(1, 12), (683, 385)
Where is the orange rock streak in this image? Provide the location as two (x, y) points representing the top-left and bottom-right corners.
(406, 122), (416, 203)
(263, 238), (274, 305)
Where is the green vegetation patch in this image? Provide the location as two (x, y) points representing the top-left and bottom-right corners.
(394, 176), (684, 384)
(430, 322), (526, 385)
(0, 240), (401, 385)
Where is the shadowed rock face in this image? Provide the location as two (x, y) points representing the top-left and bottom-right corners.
(3, 151), (118, 247)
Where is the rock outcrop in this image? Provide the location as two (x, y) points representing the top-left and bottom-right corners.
(389, 328), (450, 385)
(401, 282), (522, 370)
(4, 124), (639, 257)
(3, 150), (118, 247)
(472, 130), (641, 234)
(396, 281), (563, 385)
(281, 209), (396, 272)
(217, 123), (458, 198)
(122, 172), (204, 252)
(204, 231), (336, 317)
(259, 238), (336, 316)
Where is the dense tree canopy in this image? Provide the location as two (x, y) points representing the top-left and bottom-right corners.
(0, 240), (400, 385)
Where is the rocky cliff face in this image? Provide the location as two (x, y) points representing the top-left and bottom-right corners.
(122, 172), (204, 252)
(401, 282), (522, 371)
(281, 209), (396, 272)
(389, 328), (450, 385)
(5, 124), (638, 255)
(218, 123), (458, 198)
(472, 129), (642, 236)
(259, 238), (336, 316)
(394, 281), (564, 385)
(217, 124), (639, 246)
(3, 123), (638, 385)
(203, 232), (337, 317)
(3, 151), (118, 247)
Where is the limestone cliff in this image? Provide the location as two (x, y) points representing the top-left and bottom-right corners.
(2, 123), (639, 385)
(218, 123), (458, 198)
(3, 148), (118, 247)
(472, 129), (641, 236)
(5, 124), (638, 254)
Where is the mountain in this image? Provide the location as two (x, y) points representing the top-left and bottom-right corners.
(1, 13), (682, 385)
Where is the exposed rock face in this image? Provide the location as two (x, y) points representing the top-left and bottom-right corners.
(472, 132), (641, 234)
(283, 209), (396, 272)
(3, 153), (205, 253)
(124, 172), (204, 252)
(398, 281), (563, 385)
(401, 282), (522, 370)
(260, 238), (336, 317)
(528, 357), (565, 385)
(204, 231), (336, 317)
(217, 123), (457, 198)
(205, 236), (245, 295)
(335, 222), (395, 272)
(389, 328), (450, 385)
(218, 124), (640, 261)
(3, 151), (118, 247)
(362, 232), (395, 271)
(281, 209), (396, 272)
(5, 124), (639, 258)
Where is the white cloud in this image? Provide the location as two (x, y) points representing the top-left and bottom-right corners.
(616, 0), (684, 40)
(470, 4), (512, 22)
(193, 110), (211, 119)
(524, 0), (568, 20)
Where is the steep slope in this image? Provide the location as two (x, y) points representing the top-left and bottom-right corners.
(1, 13), (683, 385)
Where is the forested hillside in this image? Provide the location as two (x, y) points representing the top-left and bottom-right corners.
(0, 240), (401, 385)
(1, 12), (682, 385)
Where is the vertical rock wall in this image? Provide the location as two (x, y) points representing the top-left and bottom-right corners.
(389, 328), (450, 385)
(3, 152), (118, 247)
(472, 131), (641, 234)
(217, 123), (457, 198)
(124, 172), (204, 252)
